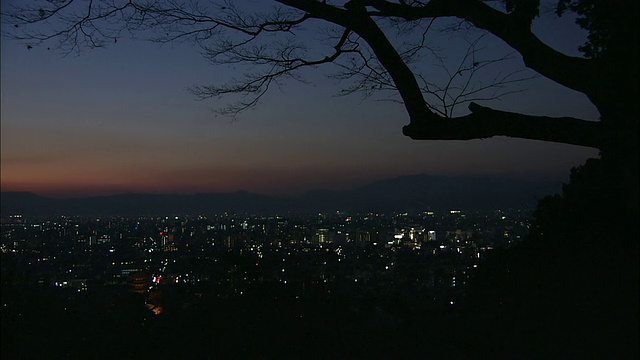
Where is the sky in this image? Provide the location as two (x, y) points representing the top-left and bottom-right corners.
(1, 1), (600, 198)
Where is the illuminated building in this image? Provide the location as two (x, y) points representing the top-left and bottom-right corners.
(355, 229), (370, 247)
(128, 271), (149, 294)
(316, 228), (329, 244)
(224, 235), (235, 248)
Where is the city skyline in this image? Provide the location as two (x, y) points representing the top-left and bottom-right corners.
(1, 1), (600, 197)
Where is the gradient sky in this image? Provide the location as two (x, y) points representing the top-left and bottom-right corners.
(1, 1), (600, 197)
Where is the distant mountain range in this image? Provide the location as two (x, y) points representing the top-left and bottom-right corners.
(1, 174), (563, 216)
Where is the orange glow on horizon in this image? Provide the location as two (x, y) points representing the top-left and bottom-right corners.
(1, 166), (384, 198)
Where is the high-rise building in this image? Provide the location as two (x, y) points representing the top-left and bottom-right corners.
(316, 228), (330, 244)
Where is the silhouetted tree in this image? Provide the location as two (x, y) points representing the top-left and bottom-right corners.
(3, 2), (638, 355)
(3, 2), (637, 183)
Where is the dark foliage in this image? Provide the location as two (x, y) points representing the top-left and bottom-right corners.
(557, 0), (639, 60)
(461, 159), (639, 358)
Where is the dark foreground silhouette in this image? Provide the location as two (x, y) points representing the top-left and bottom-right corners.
(2, 161), (638, 359)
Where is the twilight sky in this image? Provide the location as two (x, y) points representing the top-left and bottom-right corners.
(1, 1), (600, 197)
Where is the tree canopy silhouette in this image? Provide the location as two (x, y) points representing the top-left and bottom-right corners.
(3, 2), (637, 356)
(3, 0), (637, 208)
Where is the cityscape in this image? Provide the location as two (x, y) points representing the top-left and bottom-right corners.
(2, 207), (530, 358)
(1, 0), (637, 358)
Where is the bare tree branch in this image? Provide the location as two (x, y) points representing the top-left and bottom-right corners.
(2, 0), (614, 149)
(189, 28), (358, 118)
(359, 0), (598, 95)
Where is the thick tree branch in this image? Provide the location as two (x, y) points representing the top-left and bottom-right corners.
(279, 0), (602, 148)
(277, 0), (435, 121)
(403, 102), (603, 148)
(3, 0), (616, 150)
(362, 0), (598, 96)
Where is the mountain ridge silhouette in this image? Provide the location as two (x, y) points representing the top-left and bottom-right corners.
(1, 174), (562, 216)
